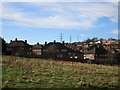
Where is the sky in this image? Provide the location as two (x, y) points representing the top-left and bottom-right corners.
(0, 0), (119, 44)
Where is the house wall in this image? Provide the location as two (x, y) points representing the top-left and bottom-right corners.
(7, 46), (32, 56)
(33, 49), (41, 55)
(41, 43), (83, 59)
(41, 49), (74, 59)
(84, 54), (95, 60)
(75, 52), (84, 59)
(94, 54), (118, 64)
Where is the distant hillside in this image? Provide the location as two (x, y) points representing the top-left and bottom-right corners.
(2, 56), (119, 89)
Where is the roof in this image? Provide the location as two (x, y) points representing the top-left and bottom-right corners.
(7, 40), (31, 47)
(85, 47), (107, 54)
(85, 48), (96, 54)
(32, 44), (43, 49)
(42, 42), (77, 53)
(107, 48), (120, 54)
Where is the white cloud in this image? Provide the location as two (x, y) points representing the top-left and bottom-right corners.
(2, 8), (94, 29)
(1, 2), (118, 30)
(27, 2), (118, 23)
(1, 0), (119, 2)
(80, 34), (86, 37)
(111, 30), (119, 34)
(110, 17), (118, 23)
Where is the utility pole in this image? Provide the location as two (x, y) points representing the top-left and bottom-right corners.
(70, 35), (72, 43)
(60, 33), (63, 43)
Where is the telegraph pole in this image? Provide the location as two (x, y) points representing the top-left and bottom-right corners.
(70, 35), (72, 43)
(60, 33), (63, 43)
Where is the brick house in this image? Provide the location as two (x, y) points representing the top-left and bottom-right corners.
(65, 42), (85, 52)
(84, 45), (107, 60)
(0, 37), (7, 55)
(6, 38), (32, 57)
(32, 43), (43, 55)
(84, 44), (119, 64)
(41, 40), (83, 59)
(106, 39), (118, 45)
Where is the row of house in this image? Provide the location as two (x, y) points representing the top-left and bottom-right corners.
(41, 40), (83, 59)
(3, 38), (83, 59)
(1, 38), (120, 64)
(65, 40), (120, 64)
(84, 45), (119, 64)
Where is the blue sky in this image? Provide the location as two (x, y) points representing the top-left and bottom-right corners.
(1, 1), (118, 44)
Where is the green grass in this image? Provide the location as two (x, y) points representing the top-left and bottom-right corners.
(2, 56), (119, 89)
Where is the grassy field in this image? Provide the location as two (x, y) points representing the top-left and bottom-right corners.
(1, 56), (119, 89)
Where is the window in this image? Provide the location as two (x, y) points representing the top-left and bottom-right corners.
(27, 52), (31, 54)
(57, 54), (63, 58)
(75, 56), (77, 58)
(20, 47), (22, 50)
(68, 53), (71, 55)
(61, 49), (67, 52)
(43, 49), (48, 52)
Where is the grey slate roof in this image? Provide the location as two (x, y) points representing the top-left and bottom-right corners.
(32, 44), (43, 49)
(85, 47), (107, 55)
(42, 42), (76, 52)
(7, 40), (31, 47)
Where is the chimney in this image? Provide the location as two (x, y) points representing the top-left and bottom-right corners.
(10, 40), (12, 43)
(37, 42), (39, 45)
(62, 41), (65, 45)
(54, 40), (56, 43)
(25, 40), (27, 43)
(45, 42), (47, 45)
(15, 38), (17, 41)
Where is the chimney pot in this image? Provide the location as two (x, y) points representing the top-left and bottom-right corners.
(62, 41), (65, 45)
(45, 42), (47, 45)
(37, 42), (39, 45)
(54, 40), (56, 43)
(15, 38), (17, 41)
(10, 40), (12, 43)
(25, 40), (27, 43)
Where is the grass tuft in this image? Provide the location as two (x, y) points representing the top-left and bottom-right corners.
(2, 55), (119, 89)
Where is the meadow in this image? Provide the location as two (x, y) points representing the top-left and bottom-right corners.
(2, 56), (119, 89)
